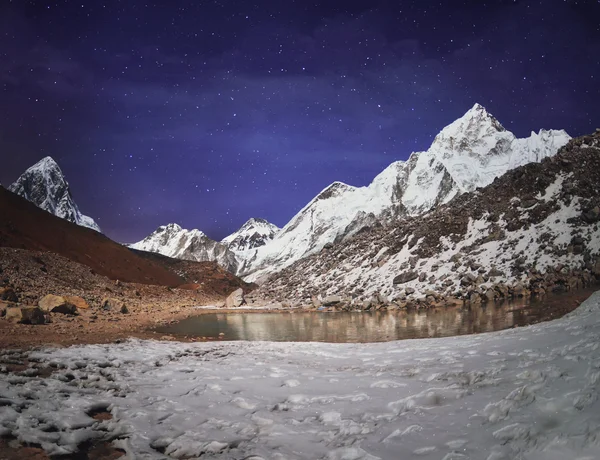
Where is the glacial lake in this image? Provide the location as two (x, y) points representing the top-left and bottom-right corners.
(156, 288), (596, 343)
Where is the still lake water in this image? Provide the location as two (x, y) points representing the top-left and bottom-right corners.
(156, 289), (596, 343)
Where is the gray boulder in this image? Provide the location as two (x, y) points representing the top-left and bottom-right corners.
(225, 288), (245, 308)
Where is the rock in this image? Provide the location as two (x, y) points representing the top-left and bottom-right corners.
(404, 287), (416, 295)
(460, 273), (477, 286)
(102, 298), (126, 312)
(5, 306), (47, 324)
(484, 289), (496, 302)
(469, 292), (482, 304)
(488, 267), (503, 277)
(38, 294), (77, 315)
(0, 287), (18, 302)
(322, 295), (342, 306)
(0, 301), (9, 317)
(592, 259), (600, 277)
(120, 304), (129, 314)
(520, 198), (537, 208)
(225, 288), (245, 308)
(512, 282), (526, 297)
(311, 295), (321, 308)
(392, 271), (419, 285)
(582, 206), (599, 223)
(64, 296), (89, 310)
(418, 272), (427, 282)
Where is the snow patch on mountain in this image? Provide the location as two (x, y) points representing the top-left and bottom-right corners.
(130, 223), (238, 273)
(8, 156), (101, 232)
(240, 104), (570, 282)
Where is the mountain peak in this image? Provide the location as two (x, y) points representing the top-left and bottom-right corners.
(315, 181), (356, 202)
(131, 223), (237, 272)
(9, 156), (101, 232)
(158, 223), (183, 232)
(223, 217), (280, 253)
(34, 156), (60, 169)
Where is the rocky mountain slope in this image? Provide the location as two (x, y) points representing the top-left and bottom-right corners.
(8, 156), (101, 232)
(239, 104), (570, 282)
(252, 130), (600, 308)
(130, 223), (238, 273)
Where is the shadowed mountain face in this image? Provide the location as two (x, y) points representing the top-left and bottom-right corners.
(9, 156), (101, 232)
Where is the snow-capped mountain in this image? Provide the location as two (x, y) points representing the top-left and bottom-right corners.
(222, 218), (280, 253)
(253, 130), (600, 307)
(239, 104), (570, 282)
(130, 223), (238, 273)
(8, 156), (101, 232)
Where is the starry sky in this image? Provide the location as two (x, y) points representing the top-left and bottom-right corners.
(1, 0), (599, 243)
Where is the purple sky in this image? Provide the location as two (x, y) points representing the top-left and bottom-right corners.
(1, 0), (599, 242)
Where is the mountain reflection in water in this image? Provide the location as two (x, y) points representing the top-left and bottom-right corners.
(157, 289), (595, 343)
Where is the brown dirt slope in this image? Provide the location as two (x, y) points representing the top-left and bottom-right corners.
(1, 186), (224, 288)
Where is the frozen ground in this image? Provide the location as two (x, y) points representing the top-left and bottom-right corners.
(2, 292), (600, 459)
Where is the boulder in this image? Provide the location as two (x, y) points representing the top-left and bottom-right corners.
(488, 267), (503, 278)
(311, 295), (321, 308)
(225, 288), (245, 308)
(0, 287), (18, 302)
(392, 271), (419, 285)
(404, 287), (416, 295)
(322, 295), (342, 306)
(460, 273), (477, 286)
(38, 295), (77, 315)
(102, 298), (126, 312)
(418, 272), (427, 282)
(65, 296), (89, 310)
(5, 306), (47, 324)
(582, 206), (599, 223)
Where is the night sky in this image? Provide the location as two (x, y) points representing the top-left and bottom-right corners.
(1, 0), (599, 243)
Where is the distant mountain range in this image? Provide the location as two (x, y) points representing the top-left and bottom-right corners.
(8, 104), (572, 285)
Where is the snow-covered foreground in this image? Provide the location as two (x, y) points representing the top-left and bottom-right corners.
(3, 293), (600, 459)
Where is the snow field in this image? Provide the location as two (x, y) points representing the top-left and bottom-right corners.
(1, 291), (600, 459)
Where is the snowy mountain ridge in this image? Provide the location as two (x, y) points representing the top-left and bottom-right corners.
(253, 129), (600, 307)
(8, 156), (101, 232)
(239, 103), (571, 282)
(222, 218), (280, 253)
(129, 223), (238, 273)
